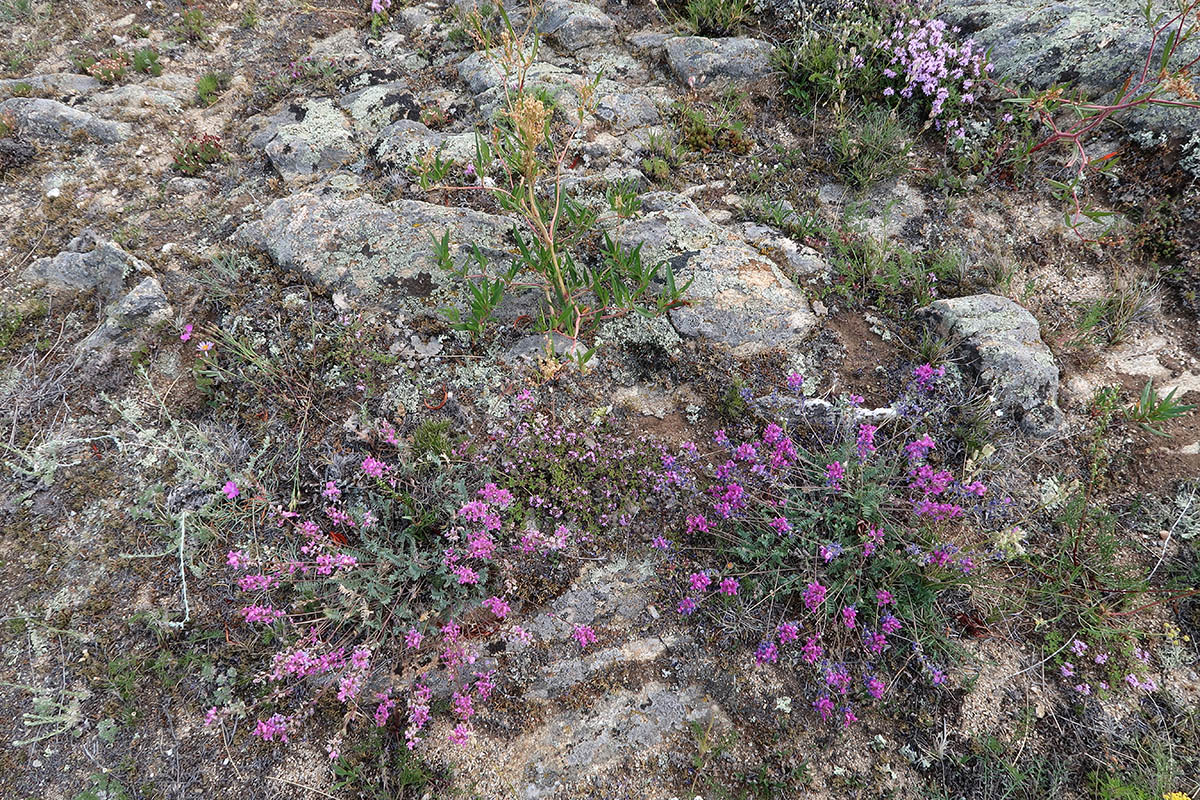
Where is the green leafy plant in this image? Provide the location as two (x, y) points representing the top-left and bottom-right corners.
(1125, 379), (1197, 437)
(605, 178), (642, 219)
(174, 8), (211, 43)
(240, 1), (259, 28)
(196, 71), (230, 106)
(672, 93), (752, 154)
(431, 3), (692, 353)
(133, 47), (163, 76)
(641, 156), (670, 183)
(172, 134), (227, 176)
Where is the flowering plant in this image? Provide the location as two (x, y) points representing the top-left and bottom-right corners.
(656, 365), (1013, 727)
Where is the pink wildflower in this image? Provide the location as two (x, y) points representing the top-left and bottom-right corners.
(483, 596), (511, 620)
(803, 581), (827, 612)
(689, 572), (712, 592)
(572, 624), (598, 650)
(841, 605), (858, 629)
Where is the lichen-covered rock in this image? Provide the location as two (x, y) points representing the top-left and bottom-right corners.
(536, 0), (617, 50)
(613, 192), (738, 263)
(614, 194), (816, 353)
(251, 99), (358, 183)
(667, 243), (818, 354)
(78, 277), (172, 357)
(594, 81), (665, 130)
(663, 36), (775, 87)
(738, 222), (829, 280)
(457, 50), (582, 117)
(0, 98), (130, 143)
(22, 235), (142, 301)
(337, 80), (420, 136)
(232, 191), (514, 311)
(372, 119), (477, 170)
(922, 293), (1063, 435)
(940, 0), (1200, 140)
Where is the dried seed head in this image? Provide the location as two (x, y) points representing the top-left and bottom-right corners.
(511, 93), (550, 150)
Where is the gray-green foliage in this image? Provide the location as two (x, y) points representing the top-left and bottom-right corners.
(684, 0), (750, 37)
(833, 106), (912, 188)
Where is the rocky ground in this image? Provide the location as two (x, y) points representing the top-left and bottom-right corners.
(1, 0), (1199, 798)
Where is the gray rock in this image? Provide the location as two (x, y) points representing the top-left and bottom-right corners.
(503, 333), (597, 369)
(372, 118), (476, 170)
(457, 50), (581, 117)
(940, 0), (1200, 141)
(78, 277), (172, 356)
(522, 681), (721, 794)
(594, 82), (665, 129)
(613, 191), (738, 263)
(0, 98), (130, 143)
(615, 193), (816, 352)
(0, 73), (101, 98)
(232, 192), (514, 312)
(667, 243), (818, 354)
(627, 30), (673, 51)
(337, 81), (420, 136)
(738, 222), (829, 280)
(664, 36), (774, 87)
(84, 76), (192, 120)
(537, 0), (617, 50)
(22, 236), (141, 301)
(251, 99), (358, 183)
(307, 28), (370, 71)
(922, 293), (1063, 435)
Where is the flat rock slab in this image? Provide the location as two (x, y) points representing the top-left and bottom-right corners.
(922, 293), (1062, 435)
(614, 193), (817, 353)
(0, 73), (100, 97)
(0, 97), (130, 143)
(232, 191), (515, 311)
(84, 75), (193, 120)
(664, 36), (774, 87)
(613, 192), (739, 263)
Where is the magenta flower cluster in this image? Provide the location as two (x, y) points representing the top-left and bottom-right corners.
(878, 18), (993, 141)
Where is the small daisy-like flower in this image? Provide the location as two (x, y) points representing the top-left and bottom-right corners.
(196, 341), (215, 353)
